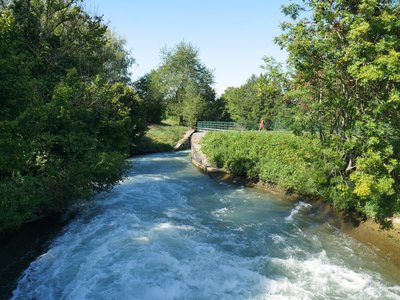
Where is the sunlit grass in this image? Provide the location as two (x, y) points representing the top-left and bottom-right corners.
(133, 122), (190, 155)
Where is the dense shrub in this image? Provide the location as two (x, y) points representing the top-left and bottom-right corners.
(0, 1), (147, 238)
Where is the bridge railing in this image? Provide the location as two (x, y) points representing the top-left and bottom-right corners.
(196, 121), (246, 131)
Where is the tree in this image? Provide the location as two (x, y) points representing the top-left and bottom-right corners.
(156, 41), (217, 126)
(134, 70), (166, 124)
(257, 57), (291, 130)
(0, 0), (147, 236)
(276, 0), (400, 218)
(222, 58), (289, 130)
(102, 30), (134, 84)
(222, 76), (261, 129)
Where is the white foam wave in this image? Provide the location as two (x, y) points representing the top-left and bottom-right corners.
(212, 207), (230, 217)
(163, 208), (197, 221)
(266, 251), (400, 299)
(285, 201), (312, 221)
(236, 186), (245, 193)
(132, 236), (151, 243)
(270, 234), (286, 244)
(153, 222), (194, 232)
(12, 228), (271, 299)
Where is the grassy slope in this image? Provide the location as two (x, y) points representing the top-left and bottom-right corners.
(134, 123), (191, 155)
(201, 130), (400, 218)
(201, 131), (338, 196)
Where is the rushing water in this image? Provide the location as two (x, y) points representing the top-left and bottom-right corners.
(11, 151), (400, 299)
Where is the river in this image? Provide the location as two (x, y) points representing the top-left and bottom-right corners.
(10, 151), (400, 299)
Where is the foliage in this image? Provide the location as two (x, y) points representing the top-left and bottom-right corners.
(134, 70), (166, 124)
(0, 0), (147, 237)
(201, 131), (340, 195)
(273, 0), (400, 219)
(257, 57), (293, 130)
(155, 41), (220, 126)
(202, 130), (400, 219)
(134, 42), (228, 127)
(222, 76), (261, 129)
(222, 58), (291, 130)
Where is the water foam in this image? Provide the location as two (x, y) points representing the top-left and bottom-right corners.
(212, 207), (230, 217)
(11, 152), (400, 300)
(285, 201), (312, 222)
(267, 251), (400, 299)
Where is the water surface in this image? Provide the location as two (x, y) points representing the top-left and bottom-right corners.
(12, 151), (400, 299)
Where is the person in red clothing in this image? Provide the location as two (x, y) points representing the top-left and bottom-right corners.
(259, 117), (265, 130)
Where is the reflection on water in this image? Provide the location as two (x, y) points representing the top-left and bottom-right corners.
(12, 151), (400, 299)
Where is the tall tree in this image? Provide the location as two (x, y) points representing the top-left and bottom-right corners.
(0, 0), (147, 236)
(222, 75), (261, 129)
(134, 70), (165, 124)
(157, 41), (217, 126)
(277, 0), (400, 218)
(257, 57), (291, 130)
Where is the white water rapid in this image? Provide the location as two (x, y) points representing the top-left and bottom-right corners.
(11, 152), (400, 299)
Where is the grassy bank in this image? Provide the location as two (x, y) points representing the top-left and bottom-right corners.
(201, 131), (335, 195)
(201, 131), (399, 221)
(133, 123), (191, 155)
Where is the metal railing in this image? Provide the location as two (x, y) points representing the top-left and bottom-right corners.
(196, 121), (246, 131)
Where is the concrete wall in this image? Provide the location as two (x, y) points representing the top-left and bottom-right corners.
(174, 129), (196, 151)
(190, 132), (226, 175)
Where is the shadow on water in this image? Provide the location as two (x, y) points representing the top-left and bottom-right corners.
(0, 151), (190, 300)
(0, 214), (69, 300)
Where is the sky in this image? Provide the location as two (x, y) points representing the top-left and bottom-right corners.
(84, 0), (290, 95)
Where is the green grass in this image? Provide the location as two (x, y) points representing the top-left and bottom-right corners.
(133, 123), (191, 155)
(201, 131), (341, 195)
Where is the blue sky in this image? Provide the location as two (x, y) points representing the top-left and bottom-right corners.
(84, 0), (290, 94)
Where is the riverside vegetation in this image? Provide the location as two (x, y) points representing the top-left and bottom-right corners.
(0, 0), (144, 237)
(210, 0), (400, 224)
(0, 1), (221, 238)
(1, 0), (399, 238)
(201, 131), (399, 222)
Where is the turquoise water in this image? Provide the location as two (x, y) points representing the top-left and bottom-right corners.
(12, 151), (400, 299)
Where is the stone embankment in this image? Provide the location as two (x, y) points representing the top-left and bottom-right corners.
(174, 129), (196, 151)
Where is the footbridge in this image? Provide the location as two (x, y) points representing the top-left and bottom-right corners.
(196, 121), (245, 131)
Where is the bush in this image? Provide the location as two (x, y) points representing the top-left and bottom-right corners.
(201, 131), (335, 195)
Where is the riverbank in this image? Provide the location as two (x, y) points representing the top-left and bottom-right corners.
(0, 127), (195, 299)
(133, 123), (191, 155)
(0, 213), (69, 299)
(191, 132), (400, 271)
